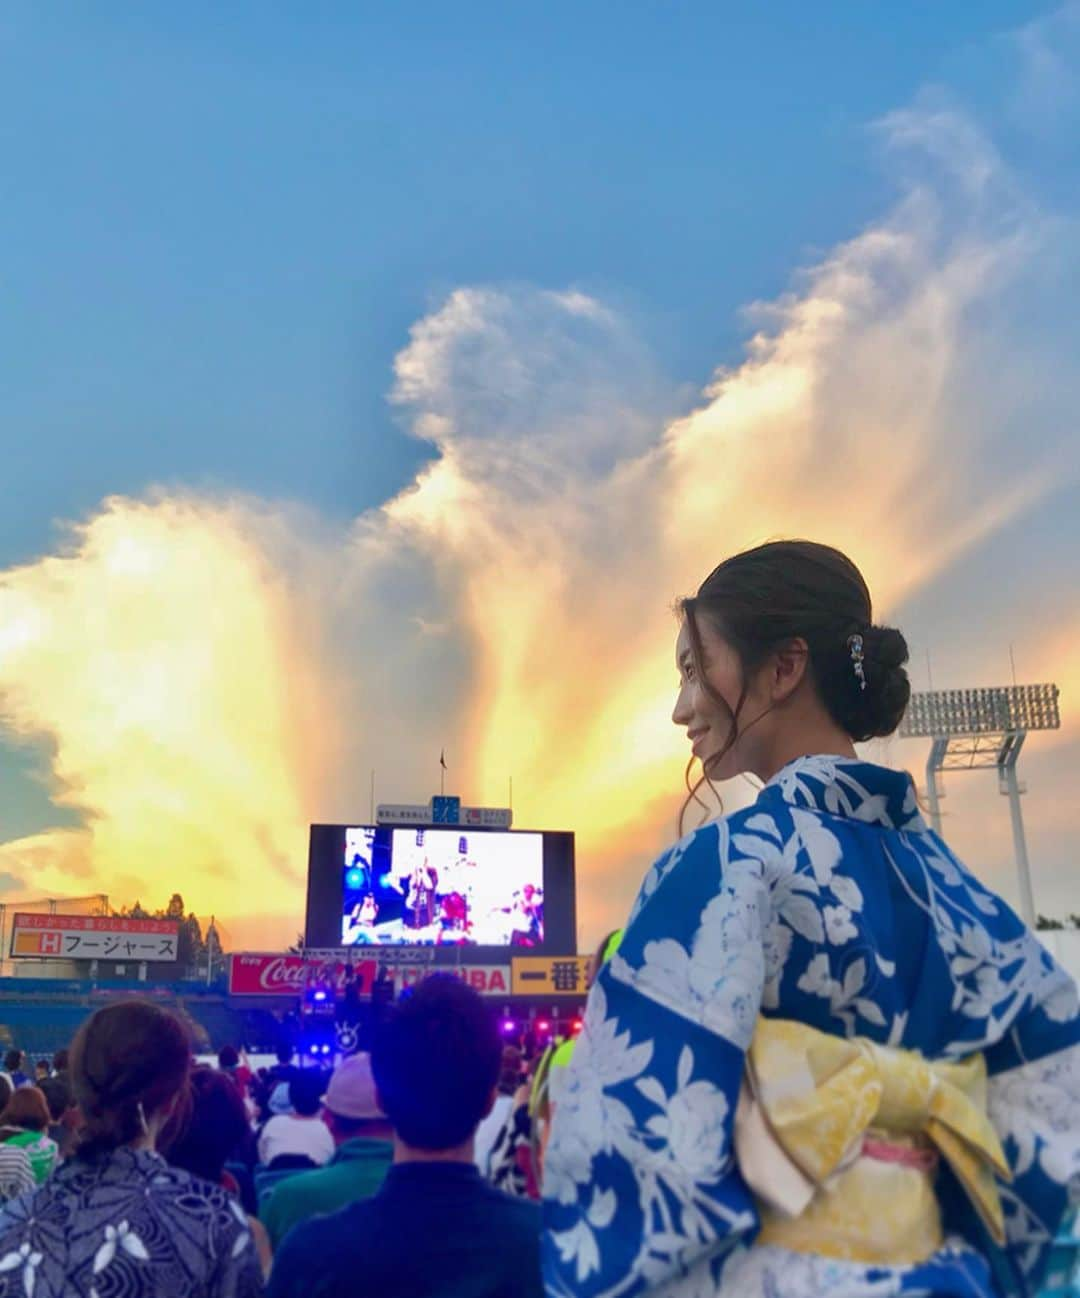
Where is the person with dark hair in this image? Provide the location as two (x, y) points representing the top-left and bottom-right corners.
(253, 1043), (301, 1122)
(0, 1078), (34, 1205)
(0, 1087), (58, 1184)
(219, 1044), (254, 1101)
(37, 1075), (80, 1162)
(473, 1046), (523, 1178)
(0, 999), (263, 1297)
(33, 1061), (49, 1085)
(51, 1048), (68, 1077)
(543, 541), (1080, 1298)
(1, 1053), (27, 1092)
(169, 1067), (270, 1277)
(169, 1066), (253, 1187)
(268, 976), (542, 1298)
(260, 1053), (393, 1249)
(256, 1071), (332, 1168)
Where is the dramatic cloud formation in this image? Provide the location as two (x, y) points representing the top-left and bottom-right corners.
(1, 12), (1078, 948)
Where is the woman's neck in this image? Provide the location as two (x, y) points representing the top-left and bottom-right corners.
(752, 725), (858, 784)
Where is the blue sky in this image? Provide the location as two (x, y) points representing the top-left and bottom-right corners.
(2, 3), (1078, 939)
(2, 0), (1059, 561)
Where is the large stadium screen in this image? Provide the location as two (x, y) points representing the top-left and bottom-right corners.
(305, 824), (575, 954)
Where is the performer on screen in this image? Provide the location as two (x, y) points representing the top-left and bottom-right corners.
(508, 883), (544, 946)
(438, 891), (470, 940)
(406, 862), (438, 929)
(347, 893), (379, 931)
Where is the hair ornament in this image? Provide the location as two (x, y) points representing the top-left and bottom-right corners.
(848, 633), (867, 692)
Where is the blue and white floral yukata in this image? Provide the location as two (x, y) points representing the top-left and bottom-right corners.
(543, 756), (1080, 1298)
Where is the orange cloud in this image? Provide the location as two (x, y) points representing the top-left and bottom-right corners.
(1, 97), (1078, 953)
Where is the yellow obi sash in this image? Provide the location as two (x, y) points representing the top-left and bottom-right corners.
(734, 1019), (1011, 1265)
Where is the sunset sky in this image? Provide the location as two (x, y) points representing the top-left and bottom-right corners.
(1, 2), (1078, 952)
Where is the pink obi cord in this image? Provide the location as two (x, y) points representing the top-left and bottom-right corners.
(862, 1136), (939, 1173)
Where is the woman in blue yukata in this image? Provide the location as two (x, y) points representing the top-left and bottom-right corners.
(543, 541), (1080, 1298)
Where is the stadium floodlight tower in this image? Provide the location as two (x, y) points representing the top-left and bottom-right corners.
(899, 684), (1061, 927)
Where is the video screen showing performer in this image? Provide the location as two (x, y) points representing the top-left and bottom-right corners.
(340, 827), (544, 948)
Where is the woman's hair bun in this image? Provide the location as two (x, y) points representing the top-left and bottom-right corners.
(846, 623), (911, 740)
(685, 541), (914, 752)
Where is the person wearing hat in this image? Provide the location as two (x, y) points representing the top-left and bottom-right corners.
(260, 1053), (393, 1250)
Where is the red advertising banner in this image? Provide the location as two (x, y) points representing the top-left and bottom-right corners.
(228, 954), (337, 997)
(227, 952), (511, 998)
(13, 914), (176, 934)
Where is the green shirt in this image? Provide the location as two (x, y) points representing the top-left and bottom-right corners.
(4, 1131), (58, 1185)
(260, 1136), (393, 1248)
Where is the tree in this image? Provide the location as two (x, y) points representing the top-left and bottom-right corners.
(177, 913), (204, 970)
(205, 920), (226, 978)
(166, 894), (185, 921)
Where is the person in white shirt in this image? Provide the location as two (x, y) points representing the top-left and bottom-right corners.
(257, 1071), (334, 1168)
(473, 1047), (522, 1177)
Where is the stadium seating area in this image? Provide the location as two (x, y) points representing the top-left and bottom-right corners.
(0, 976), (285, 1057)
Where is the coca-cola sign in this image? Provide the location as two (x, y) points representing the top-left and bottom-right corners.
(228, 954), (373, 997)
(228, 952), (511, 998)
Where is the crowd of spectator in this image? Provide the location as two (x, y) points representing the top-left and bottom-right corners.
(0, 977), (547, 1297)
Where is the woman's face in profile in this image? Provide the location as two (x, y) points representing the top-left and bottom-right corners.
(671, 618), (751, 782)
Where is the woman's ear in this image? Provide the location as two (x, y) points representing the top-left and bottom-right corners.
(770, 638), (810, 703)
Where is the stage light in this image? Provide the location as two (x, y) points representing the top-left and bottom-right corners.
(346, 869), (363, 888)
(321, 1044), (331, 1055)
(537, 1019), (550, 1033)
(572, 1019), (583, 1034)
(313, 990), (328, 1002)
(308, 1045), (319, 1056)
(501, 1019), (516, 1034)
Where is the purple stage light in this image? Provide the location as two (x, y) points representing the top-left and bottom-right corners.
(501, 1019), (516, 1034)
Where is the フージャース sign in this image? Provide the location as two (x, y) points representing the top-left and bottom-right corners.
(10, 913), (179, 963)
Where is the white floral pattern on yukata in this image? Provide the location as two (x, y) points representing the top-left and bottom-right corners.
(542, 756), (1080, 1298)
(0, 1146), (262, 1297)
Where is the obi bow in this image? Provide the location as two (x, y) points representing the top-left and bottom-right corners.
(735, 1018), (1011, 1245)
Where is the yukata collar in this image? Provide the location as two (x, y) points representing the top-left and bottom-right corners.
(759, 754), (929, 833)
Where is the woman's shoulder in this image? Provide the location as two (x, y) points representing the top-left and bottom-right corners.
(658, 802), (790, 872)
(627, 808), (776, 929)
(77, 1150), (237, 1213)
(133, 1159), (250, 1238)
